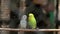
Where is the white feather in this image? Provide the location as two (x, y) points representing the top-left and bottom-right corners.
(19, 15), (27, 29)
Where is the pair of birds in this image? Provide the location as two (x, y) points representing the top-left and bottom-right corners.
(19, 13), (36, 29)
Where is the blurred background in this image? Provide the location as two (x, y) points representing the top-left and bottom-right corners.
(0, 0), (58, 34)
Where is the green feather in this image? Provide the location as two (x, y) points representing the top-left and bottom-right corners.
(28, 13), (36, 29)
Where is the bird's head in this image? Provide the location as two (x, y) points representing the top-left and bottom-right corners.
(29, 13), (34, 17)
(22, 15), (27, 20)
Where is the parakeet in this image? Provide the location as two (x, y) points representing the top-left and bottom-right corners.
(28, 13), (36, 29)
(19, 15), (27, 29)
(18, 15), (27, 34)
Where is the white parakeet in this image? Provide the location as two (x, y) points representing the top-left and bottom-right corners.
(20, 15), (27, 29)
(18, 15), (27, 34)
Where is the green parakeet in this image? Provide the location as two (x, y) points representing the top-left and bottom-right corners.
(28, 13), (36, 29)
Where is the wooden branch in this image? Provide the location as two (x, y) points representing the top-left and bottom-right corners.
(0, 28), (60, 32)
